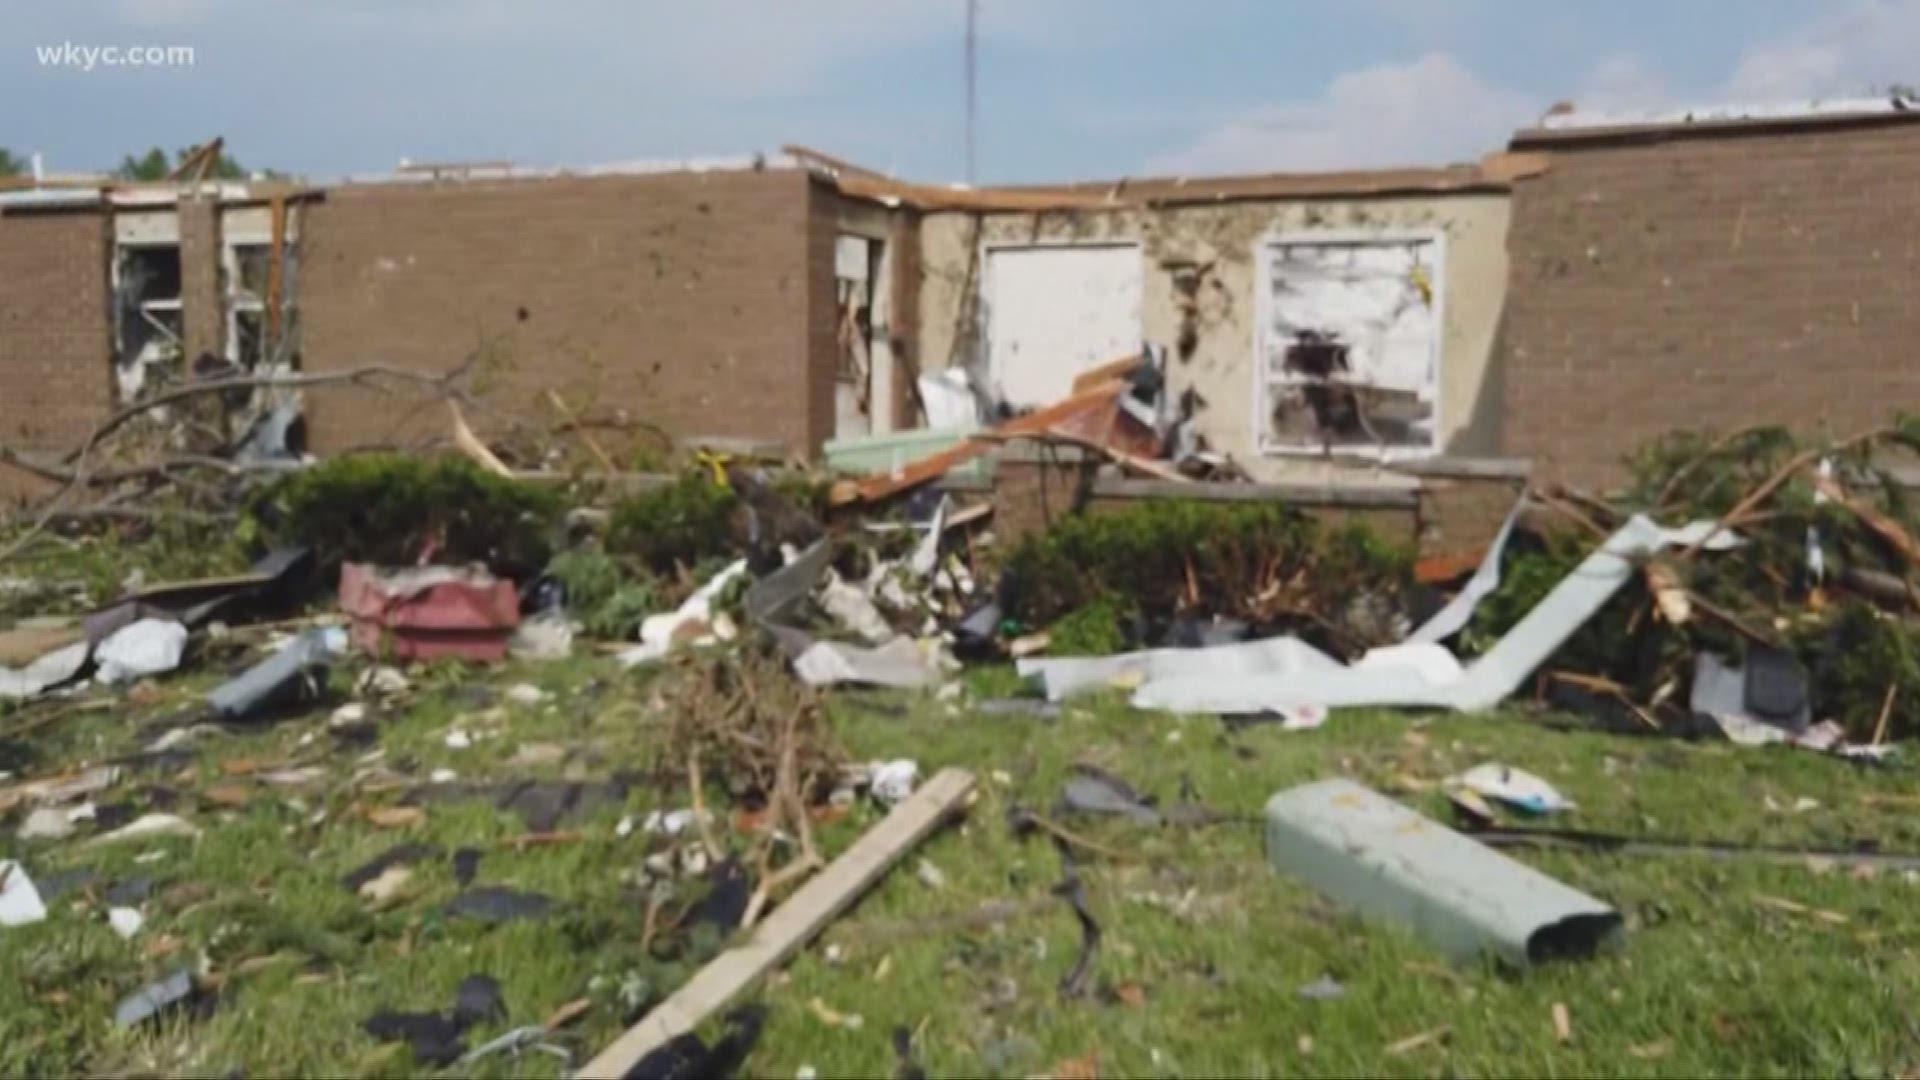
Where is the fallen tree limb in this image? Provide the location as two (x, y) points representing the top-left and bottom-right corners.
(0, 448), (293, 486)
(0, 355), (486, 567)
(578, 768), (975, 1080)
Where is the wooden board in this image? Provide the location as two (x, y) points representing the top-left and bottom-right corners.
(0, 624), (82, 667)
(837, 381), (1127, 505)
(578, 769), (976, 1079)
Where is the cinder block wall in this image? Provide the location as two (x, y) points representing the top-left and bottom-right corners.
(298, 169), (834, 457)
(1502, 118), (1920, 488)
(0, 208), (111, 502)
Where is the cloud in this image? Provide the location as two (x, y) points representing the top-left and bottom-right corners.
(1725, 0), (1920, 100)
(1146, 52), (1537, 174)
(1575, 53), (1672, 113)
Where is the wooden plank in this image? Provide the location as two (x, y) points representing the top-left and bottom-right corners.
(578, 769), (976, 1079)
(266, 194), (286, 343)
(839, 381), (1127, 505)
(1070, 353), (1144, 394)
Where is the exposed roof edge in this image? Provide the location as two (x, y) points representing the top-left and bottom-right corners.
(792, 144), (1544, 212)
(1513, 104), (1920, 150)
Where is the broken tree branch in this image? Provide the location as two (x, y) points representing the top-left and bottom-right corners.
(0, 354), (488, 567)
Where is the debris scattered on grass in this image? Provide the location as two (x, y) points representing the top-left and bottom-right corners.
(505, 682), (547, 705)
(452, 848), (483, 888)
(1449, 763), (1575, 814)
(19, 802), (95, 840)
(0, 861), (48, 927)
(364, 806), (425, 829)
(357, 866), (416, 909)
(114, 968), (197, 1028)
(623, 1004), (765, 1080)
(107, 906), (145, 939)
(1752, 894), (1849, 925)
(87, 812), (199, 846)
(1297, 975), (1345, 1001)
(1384, 1026), (1451, 1056)
(362, 1010), (470, 1068)
(445, 886), (554, 924)
(869, 759), (919, 806)
(452, 974), (507, 1027)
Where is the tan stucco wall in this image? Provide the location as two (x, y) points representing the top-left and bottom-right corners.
(916, 195), (1510, 485)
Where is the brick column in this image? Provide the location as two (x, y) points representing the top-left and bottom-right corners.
(178, 196), (223, 362)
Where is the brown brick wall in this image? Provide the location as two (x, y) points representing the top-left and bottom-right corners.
(803, 182), (842, 454)
(888, 209), (922, 429)
(178, 197), (223, 362)
(1416, 476), (1525, 562)
(0, 208), (112, 496)
(298, 169), (830, 457)
(1502, 121), (1920, 488)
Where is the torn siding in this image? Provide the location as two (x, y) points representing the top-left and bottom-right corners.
(914, 194), (1510, 484)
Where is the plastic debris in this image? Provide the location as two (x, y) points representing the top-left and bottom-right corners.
(869, 759), (919, 806)
(19, 802), (95, 841)
(86, 813), (200, 847)
(108, 906), (145, 939)
(0, 861), (48, 927)
(0, 639), (91, 701)
(641, 809), (712, 837)
(114, 968), (196, 1028)
(1298, 975), (1346, 1001)
(94, 618), (188, 685)
(620, 560), (750, 667)
(1450, 764), (1575, 814)
(505, 683), (548, 705)
(206, 627), (345, 722)
(508, 613), (574, 661)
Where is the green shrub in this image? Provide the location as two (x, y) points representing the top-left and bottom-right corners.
(1000, 500), (1410, 652)
(1794, 601), (1920, 740)
(246, 454), (563, 575)
(606, 472), (739, 572)
(546, 547), (661, 639)
(1046, 596), (1136, 656)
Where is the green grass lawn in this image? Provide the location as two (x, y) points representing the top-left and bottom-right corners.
(5, 647), (1920, 1077)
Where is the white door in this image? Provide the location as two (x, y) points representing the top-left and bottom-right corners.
(983, 244), (1141, 408)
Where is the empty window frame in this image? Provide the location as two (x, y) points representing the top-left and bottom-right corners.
(222, 208), (298, 370)
(114, 241), (184, 368)
(1256, 232), (1443, 456)
(834, 234), (877, 439)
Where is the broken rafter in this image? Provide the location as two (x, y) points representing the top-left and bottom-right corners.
(165, 137), (225, 183)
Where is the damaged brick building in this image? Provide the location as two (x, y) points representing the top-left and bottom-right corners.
(5, 99), (1919, 510)
(0, 157), (909, 489)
